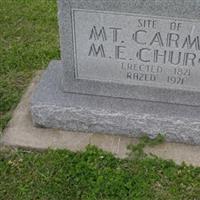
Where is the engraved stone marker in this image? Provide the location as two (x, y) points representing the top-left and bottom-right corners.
(31, 0), (200, 145)
(73, 9), (200, 91)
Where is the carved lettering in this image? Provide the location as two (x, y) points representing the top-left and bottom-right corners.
(73, 9), (200, 91)
(88, 43), (106, 57)
(89, 26), (107, 41)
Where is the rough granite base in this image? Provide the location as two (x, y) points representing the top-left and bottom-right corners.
(31, 60), (200, 145)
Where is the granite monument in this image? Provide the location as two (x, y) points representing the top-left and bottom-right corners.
(31, 0), (200, 144)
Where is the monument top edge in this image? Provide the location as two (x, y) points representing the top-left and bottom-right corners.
(59, 0), (200, 20)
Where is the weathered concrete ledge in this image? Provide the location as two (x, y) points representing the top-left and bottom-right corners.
(1, 69), (200, 166)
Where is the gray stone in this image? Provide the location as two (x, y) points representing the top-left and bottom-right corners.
(31, 0), (200, 145)
(31, 61), (200, 145)
(73, 9), (200, 91)
(58, 0), (200, 106)
(3, 73), (200, 167)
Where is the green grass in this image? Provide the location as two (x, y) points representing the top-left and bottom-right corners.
(1, 1), (200, 199)
(0, 145), (200, 200)
(0, 0), (60, 132)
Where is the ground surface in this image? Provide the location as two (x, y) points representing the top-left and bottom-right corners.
(0, 145), (200, 200)
(0, 0), (59, 133)
(1, 0), (200, 199)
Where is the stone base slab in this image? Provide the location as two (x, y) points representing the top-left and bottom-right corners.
(1, 69), (200, 166)
(30, 60), (200, 145)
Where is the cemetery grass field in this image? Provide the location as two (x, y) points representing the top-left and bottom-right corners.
(1, 143), (200, 200)
(0, 0), (60, 132)
(0, 0), (200, 199)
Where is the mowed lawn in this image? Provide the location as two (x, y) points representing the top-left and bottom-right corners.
(0, 1), (200, 200)
(0, 0), (60, 132)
